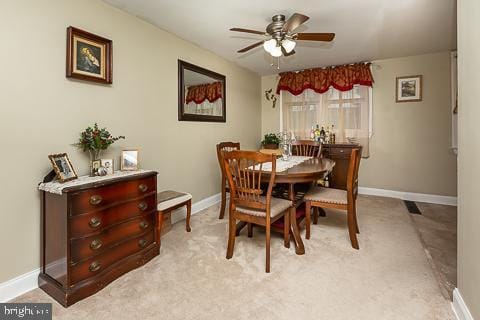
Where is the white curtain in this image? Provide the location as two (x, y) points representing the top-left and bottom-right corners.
(282, 86), (371, 157)
(184, 99), (223, 116)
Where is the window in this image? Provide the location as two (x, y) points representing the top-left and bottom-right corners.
(281, 86), (372, 156)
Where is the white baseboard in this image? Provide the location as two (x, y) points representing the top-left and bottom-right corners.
(452, 288), (475, 320)
(170, 192), (222, 224)
(0, 193), (222, 303)
(358, 187), (457, 206)
(0, 268), (40, 303)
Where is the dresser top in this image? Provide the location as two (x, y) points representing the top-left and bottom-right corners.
(39, 170), (157, 195)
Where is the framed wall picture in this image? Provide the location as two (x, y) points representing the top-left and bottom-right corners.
(48, 153), (78, 183)
(396, 75), (422, 102)
(121, 150), (138, 171)
(66, 26), (112, 84)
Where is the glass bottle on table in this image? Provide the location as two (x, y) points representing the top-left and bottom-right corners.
(310, 126), (315, 140)
(320, 126), (326, 143)
(314, 125), (321, 142)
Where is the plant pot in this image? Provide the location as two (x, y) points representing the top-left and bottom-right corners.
(263, 143), (279, 149)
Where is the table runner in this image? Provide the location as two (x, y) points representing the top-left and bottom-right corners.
(38, 169), (155, 195)
(250, 156), (312, 172)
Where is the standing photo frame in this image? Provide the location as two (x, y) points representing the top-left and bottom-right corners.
(121, 150), (139, 171)
(66, 26), (113, 84)
(48, 153), (78, 183)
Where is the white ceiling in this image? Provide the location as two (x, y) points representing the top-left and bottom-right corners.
(103, 0), (457, 75)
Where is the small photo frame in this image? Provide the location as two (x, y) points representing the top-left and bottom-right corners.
(66, 26), (112, 84)
(100, 159), (114, 175)
(121, 150), (138, 171)
(92, 160), (101, 176)
(396, 75), (422, 102)
(48, 153), (78, 183)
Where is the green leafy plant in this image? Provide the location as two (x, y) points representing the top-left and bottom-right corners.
(261, 133), (281, 146)
(75, 123), (125, 152)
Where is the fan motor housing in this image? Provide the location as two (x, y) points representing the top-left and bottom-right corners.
(266, 14), (286, 39)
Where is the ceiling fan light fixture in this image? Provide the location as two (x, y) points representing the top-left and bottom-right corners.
(282, 39), (296, 53)
(270, 45), (282, 57)
(263, 39), (277, 53)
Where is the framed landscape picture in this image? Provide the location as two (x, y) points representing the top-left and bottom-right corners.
(396, 75), (422, 102)
(66, 26), (112, 84)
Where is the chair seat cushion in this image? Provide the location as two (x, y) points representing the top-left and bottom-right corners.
(304, 186), (348, 205)
(236, 196), (292, 218)
(157, 191), (192, 211)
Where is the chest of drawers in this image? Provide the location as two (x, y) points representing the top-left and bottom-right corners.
(39, 171), (159, 307)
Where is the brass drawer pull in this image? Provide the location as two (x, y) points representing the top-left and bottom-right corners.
(89, 195), (103, 206)
(89, 217), (102, 228)
(139, 221), (149, 230)
(90, 238), (103, 250)
(138, 202), (148, 211)
(138, 239), (148, 248)
(89, 261), (101, 272)
(138, 184), (148, 193)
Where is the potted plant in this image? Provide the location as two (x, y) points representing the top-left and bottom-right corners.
(75, 123), (125, 176)
(261, 133), (281, 149)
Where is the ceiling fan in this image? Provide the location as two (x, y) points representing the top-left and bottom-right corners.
(230, 13), (335, 57)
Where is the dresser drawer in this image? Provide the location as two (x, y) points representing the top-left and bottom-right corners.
(69, 176), (156, 215)
(70, 231), (155, 285)
(70, 213), (155, 263)
(328, 147), (352, 156)
(70, 194), (156, 238)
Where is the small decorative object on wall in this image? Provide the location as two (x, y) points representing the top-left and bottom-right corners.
(178, 60), (226, 122)
(48, 153), (78, 183)
(121, 150), (138, 171)
(66, 26), (113, 84)
(396, 75), (422, 102)
(264, 88), (278, 108)
(101, 159), (114, 175)
(261, 133), (281, 149)
(74, 123), (125, 176)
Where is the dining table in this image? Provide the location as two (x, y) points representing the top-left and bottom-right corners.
(236, 156), (335, 255)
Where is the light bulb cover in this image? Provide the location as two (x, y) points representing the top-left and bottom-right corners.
(263, 39), (277, 53)
(270, 45), (282, 57)
(282, 39), (296, 53)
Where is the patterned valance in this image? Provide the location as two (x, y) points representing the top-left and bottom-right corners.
(276, 63), (374, 95)
(186, 82), (223, 104)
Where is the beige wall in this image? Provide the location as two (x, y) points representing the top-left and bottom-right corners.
(457, 0), (480, 318)
(261, 52), (457, 196)
(0, 0), (260, 283)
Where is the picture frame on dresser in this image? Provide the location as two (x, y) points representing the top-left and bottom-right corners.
(48, 153), (78, 182)
(121, 150), (138, 171)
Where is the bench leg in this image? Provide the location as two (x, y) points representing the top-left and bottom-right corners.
(185, 199), (192, 232)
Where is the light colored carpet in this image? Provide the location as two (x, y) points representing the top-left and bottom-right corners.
(13, 195), (454, 320)
(410, 202), (457, 300)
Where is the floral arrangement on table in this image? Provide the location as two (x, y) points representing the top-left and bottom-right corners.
(74, 123), (125, 175)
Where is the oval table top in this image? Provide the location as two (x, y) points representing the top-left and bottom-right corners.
(265, 157), (335, 183)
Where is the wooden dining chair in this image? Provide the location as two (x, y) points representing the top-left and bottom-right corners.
(216, 142), (241, 219)
(304, 148), (362, 249)
(292, 140), (322, 158)
(223, 150), (292, 273)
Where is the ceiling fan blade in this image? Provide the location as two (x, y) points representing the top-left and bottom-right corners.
(230, 28), (266, 35)
(237, 41), (264, 53)
(281, 46), (296, 57)
(295, 33), (335, 41)
(282, 13), (309, 33)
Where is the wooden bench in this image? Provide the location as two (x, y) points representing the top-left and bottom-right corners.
(157, 191), (192, 243)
